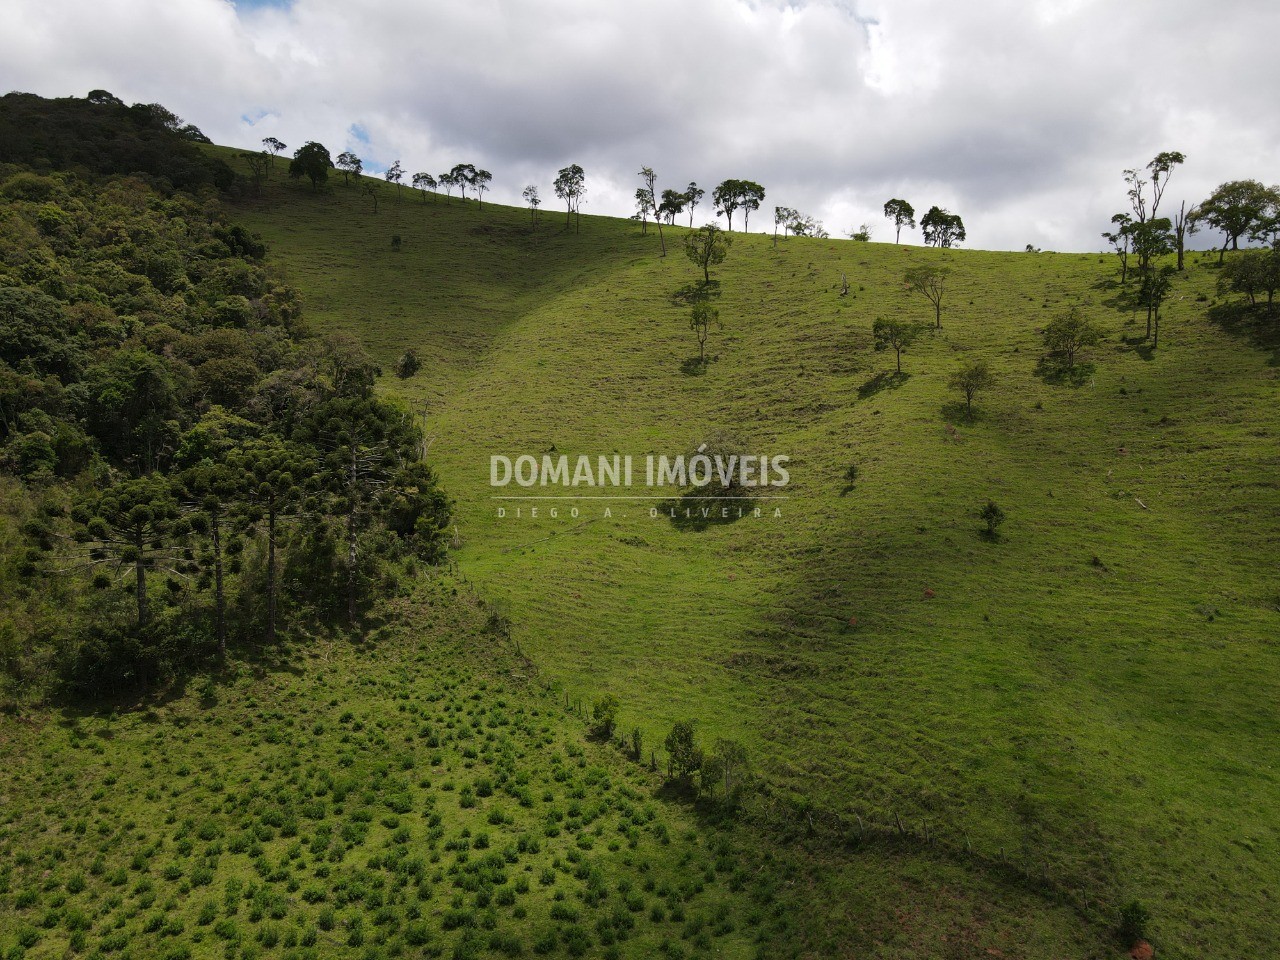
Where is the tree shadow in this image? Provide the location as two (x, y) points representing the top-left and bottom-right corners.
(939, 401), (980, 422)
(839, 464), (858, 497)
(1207, 301), (1280, 364)
(857, 370), (910, 400)
(661, 491), (757, 532)
(671, 280), (722, 307)
(1034, 357), (1096, 387)
(680, 355), (717, 376)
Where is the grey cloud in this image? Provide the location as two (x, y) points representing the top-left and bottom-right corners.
(2, 0), (1277, 250)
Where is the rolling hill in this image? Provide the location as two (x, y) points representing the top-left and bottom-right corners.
(204, 148), (1280, 958)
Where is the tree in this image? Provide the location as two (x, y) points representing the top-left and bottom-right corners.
(1042, 306), (1103, 368)
(689, 299), (718, 365)
(1102, 213), (1133, 284)
(773, 206), (796, 247)
(849, 223), (873, 242)
(1126, 151), (1184, 223)
(178, 461), (242, 662)
(713, 179), (742, 230)
(1173, 200), (1198, 271)
(739, 180), (765, 231)
(361, 181), (379, 214)
(411, 171), (437, 201)
(684, 182), (704, 227)
(664, 720), (702, 785)
(788, 211), (826, 238)
(1218, 249), (1280, 310)
(385, 160), (404, 199)
(438, 171), (457, 201)
(1198, 180), (1278, 264)
(336, 151), (363, 186)
(883, 198), (915, 244)
(262, 136), (286, 174)
(712, 179), (764, 231)
(71, 476), (185, 629)
(450, 163), (477, 201)
(395, 348), (421, 379)
(684, 223), (732, 284)
(554, 164), (586, 232)
(872, 318), (922, 373)
(288, 141), (332, 190)
(920, 206), (965, 248)
(240, 151), (269, 194)
(473, 169), (492, 208)
(591, 695), (619, 738)
(381, 461), (451, 564)
(1142, 265), (1175, 348)
(638, 167), (666, 255)
(949, 361), (993, 416)
(903, 265), (950, 328)
(1129, 219), (1174, 337)
(633, 187), (652, 234)
(708, 738), (750, 805)
(659, 188), (685, 225)
(229, 438), (310, 644)
(522, 184), (541, 227)
(980, 500), (1005, 538)
(300, 396), (418, 628)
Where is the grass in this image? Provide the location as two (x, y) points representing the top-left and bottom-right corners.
(0, 576), (1100, 959)
(23, 145), (1280, 956)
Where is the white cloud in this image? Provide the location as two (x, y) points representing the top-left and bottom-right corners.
(2, 0), (1277, 250)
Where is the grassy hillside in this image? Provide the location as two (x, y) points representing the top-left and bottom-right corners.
(2, 576), (1103, 960)
(213, 151), (1280, 957)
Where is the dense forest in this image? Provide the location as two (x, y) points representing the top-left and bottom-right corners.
(0, 92), (451, 702)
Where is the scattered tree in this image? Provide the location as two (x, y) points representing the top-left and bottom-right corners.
(450, 163), (477, 201)
(288, 141), (332, 190)
(903, 265), (950, 328)
(262, 136), (287, 173)
(522, 184), (541, 227)
(684, 182), (704, 227)
(872, 317), (923, 373)
(554, 164), (586, 232)
(980, 500), (1006, 538)
(473, 169), (492, 208)
(920, 206), (965, 248)
(638, 167), (666, 255)
(438, 171), (457, 201)
(949, 361), (994, 416)
(689, 299), (718, 365)
(849, 223), (873, 242)
(411, 171), (437, 200)
(659, 188), (685, 225)
(1173, 200), (1197, 271)
(1218, 249), (1280, 310)
(1198, 179), (1279, 264)
(395, 348), (422, 379)
(385, 160), (404, 200)
(1042, 306), (1103, 368)
(591, 695), (619, 739)
(336, 151), (363, 186)
(883, 198), (915, 243)
(773, 206), (797, 246)
(1102, 213), (1133, 284)
(684, 223), (732, 284)
(664, 720), (702, 786)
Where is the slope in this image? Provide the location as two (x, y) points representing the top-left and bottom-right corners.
(217, 152), (1280, 957)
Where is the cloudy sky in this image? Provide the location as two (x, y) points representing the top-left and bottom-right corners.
(4, 0), (1277, 251)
